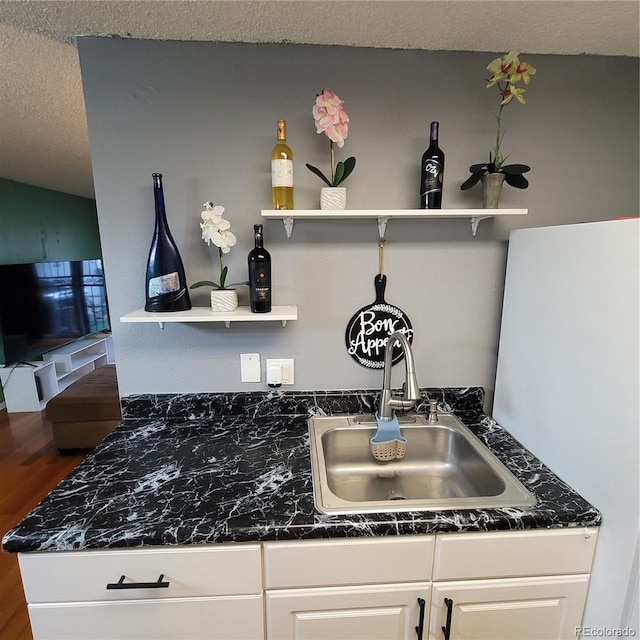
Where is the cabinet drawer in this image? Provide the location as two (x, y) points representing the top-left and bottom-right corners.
(433, 528), (598, 580)
(19, 544), (262, 603)
(264, 535), (434, 588)
(28, 595), (263, 640)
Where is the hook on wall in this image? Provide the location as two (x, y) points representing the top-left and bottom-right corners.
(377, 216), (390, 240)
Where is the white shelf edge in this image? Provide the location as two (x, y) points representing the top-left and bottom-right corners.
(120, 305), (298, 329)
(261, 209), (528, 238)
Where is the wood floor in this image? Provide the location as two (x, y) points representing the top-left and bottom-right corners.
(0, 409), (85, 640)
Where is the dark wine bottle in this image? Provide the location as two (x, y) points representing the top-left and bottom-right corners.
(248, 224), (272, 313)
(144, 173), (192, 312)
(419, 121), (445, 209)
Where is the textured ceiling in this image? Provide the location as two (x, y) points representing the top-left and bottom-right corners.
(1, 0), (638, 198)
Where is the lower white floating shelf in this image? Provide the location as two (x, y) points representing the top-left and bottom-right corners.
(120, 305), (298, 329)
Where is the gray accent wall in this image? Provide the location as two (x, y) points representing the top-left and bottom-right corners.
(76, 39), (639, 398)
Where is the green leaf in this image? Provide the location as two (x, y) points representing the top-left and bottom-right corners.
(306, 163), (332, 187)
(219, 265), (228, 289)
(190, 280), (218, 289)
(335, 157), (356, 186)
(332, 162), (345, 187)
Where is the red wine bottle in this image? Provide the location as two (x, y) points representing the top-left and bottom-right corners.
(419, 121), (445, 209)
(248, 224), (271, 313)
(144, 173), (192, 312)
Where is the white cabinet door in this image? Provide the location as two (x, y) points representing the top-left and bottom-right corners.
(28, 595), (264, 640)
(266, 583), (430, 640)
(429, 575), (590, 640)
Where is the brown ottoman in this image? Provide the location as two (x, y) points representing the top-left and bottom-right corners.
(45, 364), (121, 451)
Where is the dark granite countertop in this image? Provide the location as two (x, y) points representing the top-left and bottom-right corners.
(2, 388), (601, 553)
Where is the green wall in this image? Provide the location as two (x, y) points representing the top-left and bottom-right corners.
(0, 178), (103, 398)
(0, 178), (102, 265)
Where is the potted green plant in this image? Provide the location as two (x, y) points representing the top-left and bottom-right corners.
(461, 50), (536, 208)
(306, 88), (356, 209)
(190, 201), (247, 311)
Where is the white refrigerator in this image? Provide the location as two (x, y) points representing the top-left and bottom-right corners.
(493, 219), (639, 634)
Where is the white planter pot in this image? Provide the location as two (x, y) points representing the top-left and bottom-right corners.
(320, 187), (347, 210)
(210, 289), (238, 312)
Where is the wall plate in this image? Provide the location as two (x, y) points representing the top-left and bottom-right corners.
(266, 359), (294, 385)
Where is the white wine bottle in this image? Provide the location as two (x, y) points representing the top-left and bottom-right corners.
(271, 119), (294, 210)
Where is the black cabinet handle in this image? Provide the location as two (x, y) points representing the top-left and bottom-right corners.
(415, 597), (426, 640)
(106, 574), (170, 590)
(442, 597), (453, 640)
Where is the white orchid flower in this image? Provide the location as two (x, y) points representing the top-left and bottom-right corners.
(192, 200), (243, 290)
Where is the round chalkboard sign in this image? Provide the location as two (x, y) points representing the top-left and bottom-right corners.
(345, 275), (413, 369)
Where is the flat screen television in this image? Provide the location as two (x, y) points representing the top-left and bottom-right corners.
(0, 259), (111, 366)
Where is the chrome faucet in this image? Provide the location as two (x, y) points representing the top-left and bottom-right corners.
(377, 331), (420, 421)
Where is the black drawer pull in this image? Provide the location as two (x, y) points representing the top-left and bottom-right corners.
(106, 574), (170, 590)
(442, 597), (453, 640)
(415, 597), (426, 639)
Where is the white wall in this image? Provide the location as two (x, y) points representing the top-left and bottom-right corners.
(493, 220), (640, 631)
(76, 39), (639, 397)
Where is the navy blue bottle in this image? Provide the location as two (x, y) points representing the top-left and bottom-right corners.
(144, 173), (191, 312)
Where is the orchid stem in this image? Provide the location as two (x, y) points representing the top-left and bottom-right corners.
(494, 86), (507, 169)
(330, 141), (335, 186)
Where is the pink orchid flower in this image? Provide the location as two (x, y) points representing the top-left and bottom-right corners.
(307, 89), (356, 187)
(313, 88), (350, 148)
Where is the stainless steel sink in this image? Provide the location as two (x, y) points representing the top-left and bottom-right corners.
(309, 413), (536, 514)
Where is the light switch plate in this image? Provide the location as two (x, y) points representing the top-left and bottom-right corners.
(240, 353), (261, 383)
(266, 359), (295, 385)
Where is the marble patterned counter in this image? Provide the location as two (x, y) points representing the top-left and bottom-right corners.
(2, 388), (601, 553)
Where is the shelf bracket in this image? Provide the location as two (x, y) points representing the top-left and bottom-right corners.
(470, 215), (490, 237)
(158, 322), (165, 330)
(282, 217), (294, 240)
(377, 216), (390, 240)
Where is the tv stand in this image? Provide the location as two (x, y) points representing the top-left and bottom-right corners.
(0, 334), (113, 413)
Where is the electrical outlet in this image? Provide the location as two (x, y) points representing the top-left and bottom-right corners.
(266, 359), (294, 385)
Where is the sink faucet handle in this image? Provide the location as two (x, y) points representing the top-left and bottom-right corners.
(428, 399), (439, 423)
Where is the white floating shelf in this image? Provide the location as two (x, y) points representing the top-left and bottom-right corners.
(261, 209), (528, 238)
(120, 305), (298, 329)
